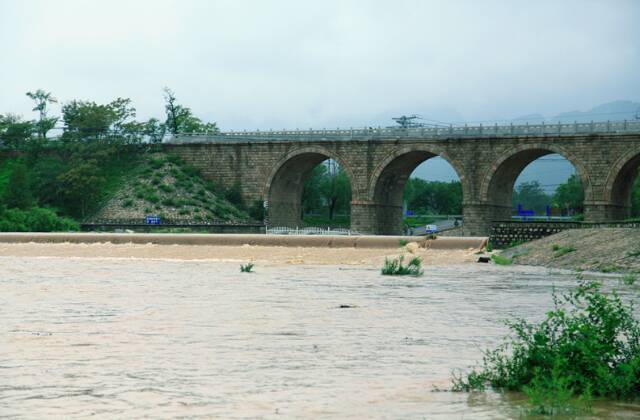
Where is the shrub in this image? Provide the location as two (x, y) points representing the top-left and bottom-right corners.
(381, 255), (423, 276)
(161, 197), (176, 207)
(145, 193), (160, 204)
(485, 241), (493, 252)
(178, 208), (190, 215)
(159, 184), (174, 193)
(452, 280), (640, 408)
(122, 198), (134, 208)
(491, 254), (512, 265)
(0, 207), (79, 232)
(622, 274), (637, 286)
(240, 263), (254, 273)
(149, 157), (164, 169)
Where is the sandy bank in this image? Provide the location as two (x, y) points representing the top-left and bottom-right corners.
(502, 228), (640, 273)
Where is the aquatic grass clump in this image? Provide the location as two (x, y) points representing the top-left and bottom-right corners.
(240, 263), (254, 273)
(381, 256), (423, 276)
(490, 254), (512, 266)
(452, 280), (640, 413)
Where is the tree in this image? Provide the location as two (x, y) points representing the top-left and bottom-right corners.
(512, 181), (550, 214)
(552, 174), (584, 215)
(26, 89), (58, 139)
(2, 163), (34, 209)
(56, 159), (105, 217)
(163, 87), (219, 135)
(301, 161), (352, 220)
(61, 97), (138, 140)
(0, 114), (34, 150)
(403, 178), (463, 215)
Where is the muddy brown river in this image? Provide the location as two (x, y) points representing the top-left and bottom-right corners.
(1, 256), (639, 418)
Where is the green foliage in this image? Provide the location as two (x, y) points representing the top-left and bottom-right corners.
(490, 254), (512, 265)
(122, 198), (134, 208)
(404, 178), (462, 215)
(163, 87), (218, 134)
(302, 215), (350, 228)
(452, 280), (640, 404)
(622, 274), (637, 286)
(301, 161), (351, 220)
(26, 89), (58, 139)
(145, 193), (160, 203)
(553, 245), (576, 258)
(158, 184), (174, 193)
(485, 241), (493, 252)
(0, 114), (34, 150)
(2, 163), (34, 209)
(512, 181), (550, 214)
(240, 262), (254, 273)
(552, 174), (584, 215)
(0, 206), (79, 232)
(398, 239), (408, 247)
(381, 255), (423, 276)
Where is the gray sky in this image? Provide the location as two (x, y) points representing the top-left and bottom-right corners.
(1, 0), (639, 131)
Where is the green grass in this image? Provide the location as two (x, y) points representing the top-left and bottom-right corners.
(452, 279), (640, 414)
(381, 256), (423, 276)
(622, 274), (637, 286)
(490, 254), (512, 265)
(240, 263), (254, 273)
(122, 198), (134, 208)
(552, 245), (576, 258)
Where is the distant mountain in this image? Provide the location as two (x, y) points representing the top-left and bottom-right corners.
(513, 100), (640, 124)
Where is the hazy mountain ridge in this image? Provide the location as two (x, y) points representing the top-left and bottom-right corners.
(513, 100), (640, 124)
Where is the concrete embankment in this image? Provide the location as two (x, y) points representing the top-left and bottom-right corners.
(0, 232), (487, 250)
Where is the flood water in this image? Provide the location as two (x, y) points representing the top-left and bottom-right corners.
(1, 256), (639, 418)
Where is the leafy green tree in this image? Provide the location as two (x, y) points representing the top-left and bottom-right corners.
(2, 163), (34, 209)
(56, 159), (106, 217)
(26, 89), (58, 139)
(163, 87), (218, 134)
(512, 181), (551, 214)
(0, 114), (34, 150)
(552, 174), (584, 214)
(403, 178), (462, 215)
(301, 161), (351, 220)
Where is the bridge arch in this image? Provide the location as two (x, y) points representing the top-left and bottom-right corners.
(479, 143), (592, 220)
(264, 146), (355, 227)
(367, 145), (467, 235)
(602, 146), (640, 219)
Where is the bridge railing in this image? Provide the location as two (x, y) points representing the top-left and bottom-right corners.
(168, 120), (640, 143)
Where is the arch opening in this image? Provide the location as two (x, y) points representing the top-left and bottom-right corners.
(267, 153), (352, 228)
(609, 153), (640, 220)
(372, 151), (463, 235)
(487, 150), (585, 221)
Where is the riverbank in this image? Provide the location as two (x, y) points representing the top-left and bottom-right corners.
(502, 227), (640, 273)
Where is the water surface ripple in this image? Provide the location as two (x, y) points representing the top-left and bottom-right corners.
(1, 257), (638, 418)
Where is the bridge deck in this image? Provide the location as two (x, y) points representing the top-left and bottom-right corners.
(169, 120), (640, 143)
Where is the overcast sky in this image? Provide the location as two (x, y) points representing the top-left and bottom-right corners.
(1, 0), (638, 131)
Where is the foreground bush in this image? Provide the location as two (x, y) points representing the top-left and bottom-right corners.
(381, 256), (423, 276)
(452, 280), (640, 412)
(0, 207), (80, 232)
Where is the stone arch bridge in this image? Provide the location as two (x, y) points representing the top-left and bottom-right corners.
(165, 121), (640, 236)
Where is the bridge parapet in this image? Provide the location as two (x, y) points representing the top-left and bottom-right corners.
(169, 120), (640, 143)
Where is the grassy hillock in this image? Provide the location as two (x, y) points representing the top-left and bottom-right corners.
(89, 153), (252, 223)
(501, 228), (640, 274)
